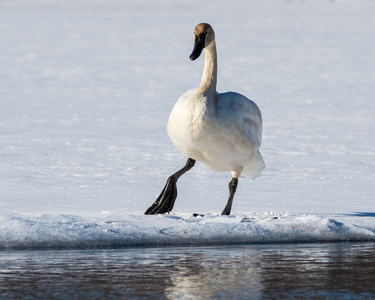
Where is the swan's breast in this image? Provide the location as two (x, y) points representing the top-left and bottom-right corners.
(167, 89), (210, 151)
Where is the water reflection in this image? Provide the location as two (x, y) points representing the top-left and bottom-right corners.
(1, 243), (374, 299)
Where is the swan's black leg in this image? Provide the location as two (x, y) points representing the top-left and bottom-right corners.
(145, 158), (196, 215)
(221, 178), (238, 216)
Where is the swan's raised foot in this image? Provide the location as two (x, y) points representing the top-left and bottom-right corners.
(145, 176), (177, 215)
(145, 158), (196, 215)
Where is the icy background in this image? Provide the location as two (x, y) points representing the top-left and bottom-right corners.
(0, 0), (374, 248)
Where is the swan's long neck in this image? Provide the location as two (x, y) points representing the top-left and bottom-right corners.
(198, 41), (217, 96)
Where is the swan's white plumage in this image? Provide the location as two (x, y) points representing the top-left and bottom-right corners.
(167, 23), (265, 180)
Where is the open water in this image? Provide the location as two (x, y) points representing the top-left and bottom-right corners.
(1, 242), (374, 299)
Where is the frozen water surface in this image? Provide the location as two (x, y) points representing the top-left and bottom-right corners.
(0, 0), (375, 248)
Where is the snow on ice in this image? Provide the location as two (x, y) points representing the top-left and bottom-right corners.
(1, 212), (374, 249)
(0, 0), (374, 249)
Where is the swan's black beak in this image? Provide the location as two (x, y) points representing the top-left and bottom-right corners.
(189, 33), (206, 60)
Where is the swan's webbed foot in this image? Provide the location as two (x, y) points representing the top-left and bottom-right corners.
(145, 176), (177, 215)
(145, 158), (196, 215)
(221, 178), (238, 216)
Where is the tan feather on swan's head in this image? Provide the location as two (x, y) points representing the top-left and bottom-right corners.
(194, 23), (215, 47)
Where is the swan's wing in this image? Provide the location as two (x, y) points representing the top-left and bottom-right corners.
(216, 92), (263, 147)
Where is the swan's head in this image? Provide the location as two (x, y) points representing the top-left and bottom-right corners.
(189, 23), (215, 61)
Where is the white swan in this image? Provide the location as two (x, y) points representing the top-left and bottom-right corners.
(145, 23), (265, 215)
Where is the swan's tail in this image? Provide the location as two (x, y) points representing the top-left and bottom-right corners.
(242, 150), (265, 180)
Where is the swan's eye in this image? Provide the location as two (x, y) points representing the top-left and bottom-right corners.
(201, 31), (208, 39)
